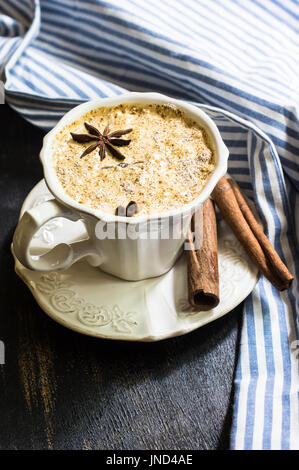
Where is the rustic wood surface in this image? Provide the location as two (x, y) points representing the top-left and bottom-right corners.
(0, 104), (242, 450)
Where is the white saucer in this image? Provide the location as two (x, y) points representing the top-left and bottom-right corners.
(12, 180), (259, 342)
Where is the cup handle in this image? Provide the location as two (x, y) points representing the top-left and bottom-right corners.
(13, 199), (102, 271)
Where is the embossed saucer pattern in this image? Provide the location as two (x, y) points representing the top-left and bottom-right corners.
(12, 180), (259, 342)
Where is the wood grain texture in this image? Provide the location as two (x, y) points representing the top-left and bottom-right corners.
(0, 105), (242, 450)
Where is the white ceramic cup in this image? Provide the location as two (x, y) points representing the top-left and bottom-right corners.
(13, 92), (228, 281)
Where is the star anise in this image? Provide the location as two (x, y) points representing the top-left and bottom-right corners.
(70, 122), (132, 160)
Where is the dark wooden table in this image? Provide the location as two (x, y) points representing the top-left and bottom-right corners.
(0, 104), (242, 450)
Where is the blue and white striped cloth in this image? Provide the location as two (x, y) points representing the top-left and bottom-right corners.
(1, 0), (298, 450)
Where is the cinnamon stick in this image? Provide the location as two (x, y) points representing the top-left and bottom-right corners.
(187, 198), (219, 310)
(212, 177), (293, 291)
(228, 178), (294, 289)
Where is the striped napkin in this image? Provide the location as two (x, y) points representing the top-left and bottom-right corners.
(1, 0), (298, 450)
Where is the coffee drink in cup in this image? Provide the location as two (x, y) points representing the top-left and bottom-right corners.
(52, 103), (215, 216)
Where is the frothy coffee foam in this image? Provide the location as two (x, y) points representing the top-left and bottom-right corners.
(52, 103), (215, 216)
